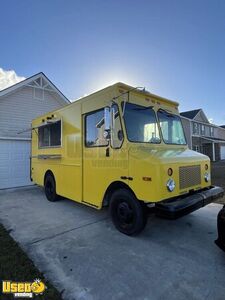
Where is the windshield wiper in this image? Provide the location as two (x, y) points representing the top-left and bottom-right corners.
(133, 106), (153, 111)
(159, 109), (176, 118)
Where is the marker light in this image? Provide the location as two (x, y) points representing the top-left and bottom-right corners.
(168, 168), (173, 176)
(204, 173), (210, 182)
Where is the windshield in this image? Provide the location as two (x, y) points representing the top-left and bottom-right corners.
(123, 102), (160, 143)
(157, 109), (186, 145)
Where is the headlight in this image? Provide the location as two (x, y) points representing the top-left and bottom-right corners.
(204, 173), (210, 182)
(167, 178), (175, 192)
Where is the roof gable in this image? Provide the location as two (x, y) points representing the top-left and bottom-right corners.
(181, 109), (209, 123)
(180, 109), (201, 119)
(0, 72), (70, 104)
(194, 110), (209, 123)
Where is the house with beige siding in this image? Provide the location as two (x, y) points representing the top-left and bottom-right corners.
(180, 109), (225, 161)
(0, 72), (70, 189)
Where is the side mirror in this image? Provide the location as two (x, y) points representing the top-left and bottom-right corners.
(104, 107), (111, 131)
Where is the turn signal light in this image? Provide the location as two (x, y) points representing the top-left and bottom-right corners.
(143, 177), (152, 181)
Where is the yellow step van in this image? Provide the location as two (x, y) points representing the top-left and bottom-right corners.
(31, 82), (223, 235)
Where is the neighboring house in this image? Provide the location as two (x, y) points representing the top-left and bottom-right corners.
(180, 109), (225, 161)
(0, 72), (70, 189)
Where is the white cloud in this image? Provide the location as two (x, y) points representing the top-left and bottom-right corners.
(208, 118), (214, 124)
(0, 67), (26, 91)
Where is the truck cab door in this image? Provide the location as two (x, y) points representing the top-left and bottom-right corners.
(83, 105), (128, 208)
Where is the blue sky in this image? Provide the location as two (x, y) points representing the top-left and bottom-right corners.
(1, 0), (225, 124)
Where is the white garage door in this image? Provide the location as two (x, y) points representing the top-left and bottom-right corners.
(0, 139), (32, 189)
(221, 146), (225, 160)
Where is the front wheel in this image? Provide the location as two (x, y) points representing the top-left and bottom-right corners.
(109, 189), (147, 235)
(44, 174), (59, 202)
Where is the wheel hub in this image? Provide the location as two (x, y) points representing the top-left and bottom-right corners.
(117, 202), (134, 224)
(46, 182), (53, 195)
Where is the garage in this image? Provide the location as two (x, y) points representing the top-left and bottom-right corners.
(220, 145), (225, 160)
(0, 139), (32, 189)
(0, 72), (70, 190)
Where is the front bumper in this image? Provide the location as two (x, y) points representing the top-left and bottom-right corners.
(155, 186), (224, 219)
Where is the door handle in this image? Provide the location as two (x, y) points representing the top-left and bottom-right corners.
(106, 147), (110, 157)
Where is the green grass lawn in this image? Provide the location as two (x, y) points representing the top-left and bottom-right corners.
(0, 224), (62, 300)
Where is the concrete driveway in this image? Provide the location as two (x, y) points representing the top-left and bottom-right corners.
(0, 186), (224, 300)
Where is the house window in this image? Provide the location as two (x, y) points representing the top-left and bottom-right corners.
(38, 120), (61, 148)
(85, 109), (108, 147)
(209, 127), (214, 137)
(201, 125), (205, 136)
(193, 145), (200, 152)
(205, 126), (210, 136)
(193, 122), (199, 135)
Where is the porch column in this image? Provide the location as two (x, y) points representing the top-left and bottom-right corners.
(212, 142), (215, 161)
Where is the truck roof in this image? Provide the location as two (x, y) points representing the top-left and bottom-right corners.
(32, 82), (180, 123)
(72, 82), (179, 107)
(114, 82), (179, 107)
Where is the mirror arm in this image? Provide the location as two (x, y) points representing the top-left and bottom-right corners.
(122, 92), (129, 117)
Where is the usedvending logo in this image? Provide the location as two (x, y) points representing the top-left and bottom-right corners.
(2, 278), (46, 298)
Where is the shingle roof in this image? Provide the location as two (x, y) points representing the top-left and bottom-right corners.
(180, 109), (201, 119)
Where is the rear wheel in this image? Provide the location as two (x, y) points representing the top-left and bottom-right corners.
(44, 173), (59, 202)
(109, 189), (147, 235)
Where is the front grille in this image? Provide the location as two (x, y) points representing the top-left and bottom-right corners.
(179, 165), (201, 189)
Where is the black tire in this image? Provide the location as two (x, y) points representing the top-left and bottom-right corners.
(109, 189), (147, 235)
(215, 205), (225, 252)
(44, 173), (59, 202)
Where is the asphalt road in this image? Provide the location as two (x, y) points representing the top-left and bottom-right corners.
(0, 186), (224, 300)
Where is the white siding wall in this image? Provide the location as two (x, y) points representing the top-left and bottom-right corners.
(181, 117), (192, 148)
(0, 86), (67, 138)
(194, 111), (209, 123)
(214, 127), (225, 140)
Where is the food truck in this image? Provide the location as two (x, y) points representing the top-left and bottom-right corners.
(31, 82), (223, 235)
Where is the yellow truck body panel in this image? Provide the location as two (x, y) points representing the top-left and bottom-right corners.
(31, 82), (211, 209)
